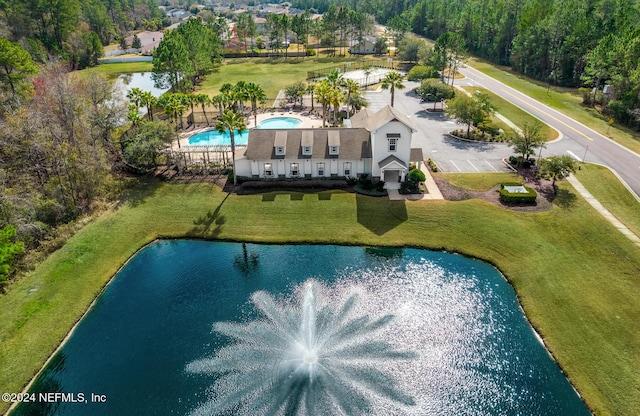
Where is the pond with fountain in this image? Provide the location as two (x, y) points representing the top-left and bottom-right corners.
(13, 241), (590, 415)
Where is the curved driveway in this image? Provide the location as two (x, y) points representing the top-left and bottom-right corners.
(457, 65), (640, 198)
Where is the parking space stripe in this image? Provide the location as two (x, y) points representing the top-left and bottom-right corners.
(467, 160), (480, 172)
(484, 160), (499, 172)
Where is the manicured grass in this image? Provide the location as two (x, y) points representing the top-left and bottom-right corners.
(575, 163), (640, 238)
(467, 58), (640, 154)
(89, 62), (153, 77)
(1, 180), (639, 416)
(462, 86), (558, 141)
(198, 57), (364, 99)
(434, 172), (522, 191)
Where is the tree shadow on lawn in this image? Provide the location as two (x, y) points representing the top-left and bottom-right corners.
(553, 188), (578, 209)
(190, 193), (229, 237)
(117, 176), (163, 209)
(356, 194), (407, 236)
(260, 191), (333, 202)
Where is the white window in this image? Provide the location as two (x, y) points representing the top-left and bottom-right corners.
(343, 162), (351, 176)
(264, 163), (273, 177)
(317, 163), (325, 176)
(290, 163), (299, 176)
(275, 146), (285, 155)
(302, 146), (312, 155)
(388, 138), (397, 152)
(329, 145), (339, 155)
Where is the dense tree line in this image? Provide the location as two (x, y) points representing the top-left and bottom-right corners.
(0, 0), (163, 69)
(0, 62), (128, 283)
(288, 0), (640, 129)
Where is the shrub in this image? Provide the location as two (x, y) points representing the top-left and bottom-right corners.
(306, 48), (317, 56)
(427, 158), (439, 172)
(407, 65), (439, 81)
(508, 156), (518, 165)
(345, 176), (357, 186)
(407, 168), (426, 184)
(375, 180), (385, 192)
(358, 174), (373, 190)
(498, 183), (537, 203)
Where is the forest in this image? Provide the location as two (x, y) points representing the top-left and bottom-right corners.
(292, 0), (640, 127)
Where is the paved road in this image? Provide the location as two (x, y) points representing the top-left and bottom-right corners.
(457, 65), (640, 197)
(365, 83), (513, 174)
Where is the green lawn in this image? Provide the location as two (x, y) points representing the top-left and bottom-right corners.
(462, 86), (558, 141)
(89, 62), (153, 77)
(1, 178), (639, 415)
(468, 58), (640, 154)
(434, 172), (522, 191)
(575, 163), (640, 238)
(199, 57), (360, 99)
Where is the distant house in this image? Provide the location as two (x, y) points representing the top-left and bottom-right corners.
(125, 31), (164, 55)
(235, 106), (422, 189)
(349, 36), (376, 55)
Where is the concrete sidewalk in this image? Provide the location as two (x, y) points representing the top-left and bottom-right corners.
(388, 163), (444, 201)
(567, 175), (640, 248)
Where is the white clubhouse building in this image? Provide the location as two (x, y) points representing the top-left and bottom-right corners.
(235, 106), (423, 189)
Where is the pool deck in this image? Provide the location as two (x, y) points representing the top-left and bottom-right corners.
(176, 111), (324, 149)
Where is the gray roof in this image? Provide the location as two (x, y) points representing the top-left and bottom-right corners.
(378, 154), (407, 169)
(245, 128), (371, 160)
(350, 105), (417, 133)
(410, 147), (424, 162)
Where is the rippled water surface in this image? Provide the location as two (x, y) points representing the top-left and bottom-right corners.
(15, 241), (590, 415)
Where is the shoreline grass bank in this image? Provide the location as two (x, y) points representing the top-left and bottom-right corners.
(1, 177), (639, 415)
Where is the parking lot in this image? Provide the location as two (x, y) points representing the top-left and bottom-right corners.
(363, 80), (513, 173)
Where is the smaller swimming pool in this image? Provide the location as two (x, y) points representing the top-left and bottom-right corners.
(257, 117), (302, 129)
(188, 129), (249, 146)
(187, 117), (302, 146)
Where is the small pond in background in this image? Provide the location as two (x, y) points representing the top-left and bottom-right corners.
(115, 72), (168, 99)
(14, 241), (590, 415)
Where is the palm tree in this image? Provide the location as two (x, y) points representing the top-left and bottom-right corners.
(185, 93), (198, 126)
(210, 94), (225, 117)
(215, 110), (246, 186)
(330, 88), (344, 126)
(363, 66), (373, 88)
(314, 80), (332, 128)
(140, 90), (156, 121)
(326, 68), (344, 89)
(306, 84), (316, 112)
(245, 82), (267, 127)
(343, 79), (360, 118)
(126, 87), (144, 112)
(194, 93), (211, 125)
(381, 71), (405, 107)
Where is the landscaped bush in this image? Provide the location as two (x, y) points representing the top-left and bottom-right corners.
(407, 65), (439, 81)
(498, 183), (538, 203)
(450, 129), (505, 142)
(427, 158), (439, 172)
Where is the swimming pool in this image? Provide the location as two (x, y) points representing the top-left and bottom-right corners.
(257, 117), (302, 129)
(187, 117), (302, 146)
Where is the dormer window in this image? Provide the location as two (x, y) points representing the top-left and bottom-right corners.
(274, 131), (287, 156)
(387, 133), (400, 152)
(328, 130), (340, 156)
(301, 130), (313, 156)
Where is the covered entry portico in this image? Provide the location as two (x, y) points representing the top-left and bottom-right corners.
(379, 155), (407, 190)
